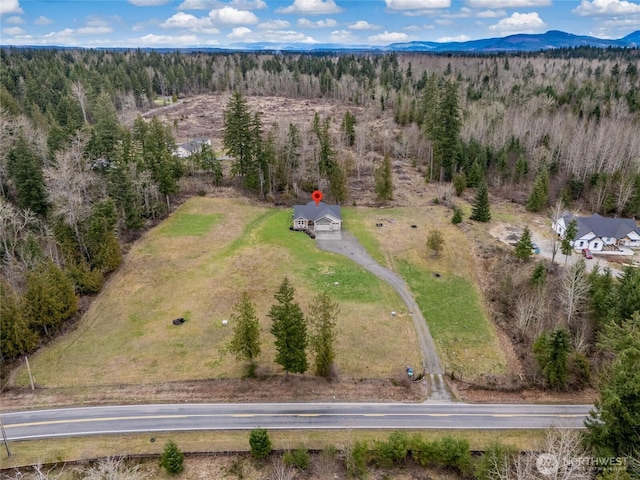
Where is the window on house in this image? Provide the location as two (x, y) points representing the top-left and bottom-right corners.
(579, 241), (584, 247)
(593, 243), (599, 249)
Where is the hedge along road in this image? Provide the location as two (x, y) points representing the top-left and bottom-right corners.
(316, 231), (453, 402)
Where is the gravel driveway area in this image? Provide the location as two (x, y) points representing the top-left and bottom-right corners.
(316, 231), (454, 402)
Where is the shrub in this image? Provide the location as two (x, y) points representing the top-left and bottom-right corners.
(160, 440), (184, 475)
(344, 440), (368, 479)
(451, 207), (463, 225)
(374, 431), (408, 468)
(283, 448), (310, 471)
(249, 428), (272, 459)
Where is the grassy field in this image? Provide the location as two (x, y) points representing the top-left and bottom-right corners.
(15, 197), (420, 388)
(342, 205), (508, 380)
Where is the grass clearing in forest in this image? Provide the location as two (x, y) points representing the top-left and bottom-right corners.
(14, 198), (420, 389)
(343, 205), (508, 380)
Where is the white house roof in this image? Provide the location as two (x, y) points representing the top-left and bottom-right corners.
(293, 201), (341, 221)
(562, 213), (640, 240)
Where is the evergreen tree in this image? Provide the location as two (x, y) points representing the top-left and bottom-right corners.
(616, 266), (640, 322)
(227, 291), (261, 374)
(249, 428), (272, 459)
(434, 80), (462, 181)
(451, 207), (463, 225)
(308, 292), (339, 377)
(0, 280), (39, 361)
(526, 169), (549, 212)
(86, 200), (122, 273)
(199, 143), (223, 186)
(561, 219), (578, 264)
(466, 159), (483, 188)
(585, 316), (640, 456)
(223, 92), (254, 186)
(452, 172), (466, 196)
(533, 328), (571, 388)
(530, 262), (547, 288)
(470, 182), (491, 222)
(341, 110), (356, 146)
(374, 155), (393, 202)
(588, 267), (616, 324)
(514, 226), (533, 261)
(269, 277), (308, 376)
(91, 93), (122, 160)
(160, 440), (184, 475)
(22, 261), (77, 338)
(329, 163), (348, 204)
(426, 229), (445, 257)
(7, 134), (49, 216)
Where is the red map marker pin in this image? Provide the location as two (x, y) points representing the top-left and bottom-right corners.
(311, 190), (323, 206)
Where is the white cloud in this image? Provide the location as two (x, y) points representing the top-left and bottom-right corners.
(128, 0), (170, 5)
(259, 29), (317, 42)
(601, 15), (640, 26)
(488, 11), (546, 32)
(466, 0), (550, 7)
(43, 28), (76, 43)
(349, 20), (382, 29)
(6, 16), (23, 24)
(178, 0), (215, 9)
(368, 30), (410, 42)
(34, 15), (54, 25)
(230, 0), (268, 9)
(329, 29), (357, 41)
(404, 23), (434, 30)
(476, 9), (506, 16)
(228, 26), (252, 38)
(298, 17), (337, 27)
(0, 0), (23, 15)
(209, 6), (259, 24)
(161, 11), (220, 33)
(258, 19), (291, 29)
(277, 0), (343, 15)
(3, 26), (25, 35)
(441, 6), (472, 17)
(437, 34), (471, 41)
(136, 33), (199, 45)
(77, 26), (113, 34)
(573, 0), (640, 16)
(385, 0), (450, 10)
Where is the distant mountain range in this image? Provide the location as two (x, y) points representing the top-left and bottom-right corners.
(7, 30), (639, 53)
(227, 30), (640, 53)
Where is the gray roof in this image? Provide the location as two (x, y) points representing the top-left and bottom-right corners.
(293, 201), (341, 221)
(563, 213), (640, 239)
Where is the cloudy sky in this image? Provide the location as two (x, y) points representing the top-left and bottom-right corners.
(1, 0), (639, 48)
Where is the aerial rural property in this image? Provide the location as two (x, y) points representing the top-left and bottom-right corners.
(0, 1), (639, 477)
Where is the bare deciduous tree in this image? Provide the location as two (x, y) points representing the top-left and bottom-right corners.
(560, 259), (590, 329)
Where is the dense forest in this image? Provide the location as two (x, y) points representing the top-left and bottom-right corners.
(1, 46), (639, 366)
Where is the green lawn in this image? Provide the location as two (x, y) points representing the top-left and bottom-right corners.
(158, 213), (222, 236)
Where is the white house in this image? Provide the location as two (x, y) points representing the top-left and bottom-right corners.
(292, 201), (342, 233)
(553, 213), (640, 251)
(174, 138), (211, 158)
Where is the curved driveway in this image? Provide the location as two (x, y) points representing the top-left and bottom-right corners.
(316, 232), (452, 401)
(1, 403), (592, 441)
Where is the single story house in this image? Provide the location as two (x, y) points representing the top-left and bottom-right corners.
(553, 213), (640, 251)
(293, 201), (342, 233)
(174, 138), (211, 158)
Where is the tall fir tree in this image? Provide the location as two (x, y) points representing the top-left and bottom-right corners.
(374, 155), (393, 202)
(269, 277), (308, 376)
(514, 226), (533, 261)
(434, 79), (462, 181)
(227, 291), (261, 373)
(0, 280), (39, 361)
(560, 219), (578, 264)
(7, 133), (49, 216)
(526, 169), (549, 212)
(470, 182), (491, 222)
(223, 92), (255, 188)
(533, 328), (571, 388)
(308, 292), (339, 377)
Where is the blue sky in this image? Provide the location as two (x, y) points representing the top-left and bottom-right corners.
(1, 0), (639, 47)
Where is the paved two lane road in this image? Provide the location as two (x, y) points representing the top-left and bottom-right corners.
(2, 403), (593, 441)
